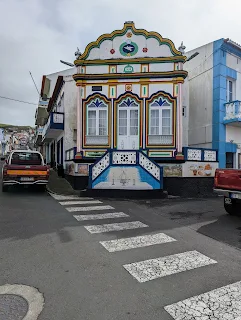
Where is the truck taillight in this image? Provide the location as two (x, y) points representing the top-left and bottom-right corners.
(214, 170), (218, 187)
(3, 166), (8, 176)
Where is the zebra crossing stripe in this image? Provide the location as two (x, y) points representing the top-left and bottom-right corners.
(123, 250), (217, 283)
(50, 194), (93, 201)
(74, 212), (129, 221)
(59, 200), (102, 205)
(84, 221), (148, 234)
(164, 281), (241, 320)
(66, 205), (114, 212)
(100, 233), (176, 252)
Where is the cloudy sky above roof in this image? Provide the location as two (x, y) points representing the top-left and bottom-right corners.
(0, 0), (241, 126)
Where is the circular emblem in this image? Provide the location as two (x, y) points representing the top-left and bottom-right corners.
(120, 41), (138, 57)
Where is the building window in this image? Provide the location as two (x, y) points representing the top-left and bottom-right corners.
(149, 105), (172, 135)
(227, 79), (235, 102)
(182, 106), (186, 117)
(148, 97), (173, 145)
(87, 99), (108, 136)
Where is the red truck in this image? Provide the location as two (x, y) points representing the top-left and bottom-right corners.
(214, 169), (241, 215)
(1, 150), (49, 192)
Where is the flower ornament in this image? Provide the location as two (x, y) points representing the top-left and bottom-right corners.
(143, 47), (148, 53)
(110, 49), (115, 54)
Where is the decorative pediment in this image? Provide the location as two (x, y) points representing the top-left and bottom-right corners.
(75, 22), (183, 63)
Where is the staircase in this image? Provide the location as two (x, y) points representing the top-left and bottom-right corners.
(88, 150), (163, 191)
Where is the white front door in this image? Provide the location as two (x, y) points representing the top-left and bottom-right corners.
(117, 107), (139, 149)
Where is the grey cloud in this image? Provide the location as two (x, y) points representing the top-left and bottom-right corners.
(0, 0), (241, 125)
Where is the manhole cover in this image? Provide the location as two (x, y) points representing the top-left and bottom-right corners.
(0, 294), (28, 320)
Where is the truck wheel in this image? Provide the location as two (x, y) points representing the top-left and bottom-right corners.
(224, 197), (241, 215)
(2, 185), (8, 192)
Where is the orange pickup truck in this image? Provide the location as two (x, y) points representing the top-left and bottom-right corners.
(1, 150), (49, 192)
(214, 169), (241, 215)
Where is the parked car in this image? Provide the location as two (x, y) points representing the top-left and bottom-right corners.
(214, 169), (241, 215)
(1, 150), (50, 192)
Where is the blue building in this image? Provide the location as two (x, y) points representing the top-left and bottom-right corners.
(185, 38), (241, 168)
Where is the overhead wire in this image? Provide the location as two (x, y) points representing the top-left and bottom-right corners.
(0, 95), (38, 106)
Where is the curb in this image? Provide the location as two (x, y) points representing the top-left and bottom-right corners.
(46, 185), (80, 197)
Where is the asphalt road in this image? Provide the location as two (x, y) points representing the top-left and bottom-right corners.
(1, 172), (241, 319)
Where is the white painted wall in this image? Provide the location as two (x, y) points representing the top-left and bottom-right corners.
(87, 28), (174, 60)
(149, 63), (174, 72)
(85, 85), (109, 97)
(226, 53), (241, 100)
(226, 126), (241, 145)
(63, 76), (77, 167)
(47, 68), (75, 98)
(182, 79), (189, 147)
(86, 65), (109, 74)
(149, 83), (173, 96)
(185, 42), (214, 148)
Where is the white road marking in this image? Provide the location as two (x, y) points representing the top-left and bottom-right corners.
(164, 281), (241, 320)
(50, 194), (93, 201)
(100, 233), (176, 252)
(123, 250), (217, 283)
(74, 212), (129, 221)
(66, 205), (114, 212)
(0, 284), (44, 320)
(84, 221), (148, 234)
(59, 200), (102, 205)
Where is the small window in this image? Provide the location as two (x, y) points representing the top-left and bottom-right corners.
(110, 66), (117, 73)
(227, 79), (235, 102)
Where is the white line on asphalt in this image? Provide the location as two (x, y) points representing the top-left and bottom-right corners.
(66, 205), (114, 212)
(50, 194), (93, 201)
(74, 212), (129, 221)
(84, 221), (148, 234)
(0, 284), (44, 320)
(100, 233), (176, 252)
(123, 250), (217, 283)
(59, 200), (102, 205)
(164, 280), (241, 320)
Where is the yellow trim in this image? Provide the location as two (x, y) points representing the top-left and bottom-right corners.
(140, 84), (149, 98)
(146, 92), (176, 148)
(76, 79), (184, 87)
(109, 65), (117, 73)
(83, 94), (111, 149)
(75, 22), (183, 61)
(7, 170), (48, 176)
(109, 85), (117, 98)
(76, 56), (186, 66)
(81, 66), (86, 74)
(73, 70), (188, 82)
(141, 64), (149, 73)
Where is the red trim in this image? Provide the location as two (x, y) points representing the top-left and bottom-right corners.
(40, 75), (46, 97)
(47, 76), (64, 112)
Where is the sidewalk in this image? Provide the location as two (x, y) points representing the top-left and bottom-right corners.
(47, 169), (79, 196)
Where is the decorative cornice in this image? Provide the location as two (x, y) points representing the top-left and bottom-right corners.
(75, 22), (183, 63)
(147, 90), (176, 102)
(75, 56), (186, 66)
(82, 92), (111, 104)
(73, 70), (188, 84)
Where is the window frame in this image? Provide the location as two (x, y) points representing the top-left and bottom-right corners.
(227, 78), (235, 102)
(149, 105), (172, 136)
(86, 102), (108, 136)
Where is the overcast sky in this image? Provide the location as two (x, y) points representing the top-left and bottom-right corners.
(0, 0), (241, 126)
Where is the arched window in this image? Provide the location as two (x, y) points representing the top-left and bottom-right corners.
(85, 96), (110, 146)
(148, 96), (173, 145)
(87, 98), (108, 136)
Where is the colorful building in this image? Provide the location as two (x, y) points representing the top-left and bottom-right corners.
(70, 21), (217, 191)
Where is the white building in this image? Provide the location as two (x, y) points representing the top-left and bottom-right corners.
(35, 68), (76, 167)
(185, 39), (241, 168)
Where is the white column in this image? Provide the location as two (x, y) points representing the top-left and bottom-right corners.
(77, 85), (82, 152)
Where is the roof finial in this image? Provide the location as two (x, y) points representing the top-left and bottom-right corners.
(75, 47), (81, 59)
(178, 41), (186, 54)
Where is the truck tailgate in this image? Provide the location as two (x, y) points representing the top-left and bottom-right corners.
(215, 169), (241, 191)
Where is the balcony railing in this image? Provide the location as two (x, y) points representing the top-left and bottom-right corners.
(42, 112), (64, 139)
(224, 100), (241, 123)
